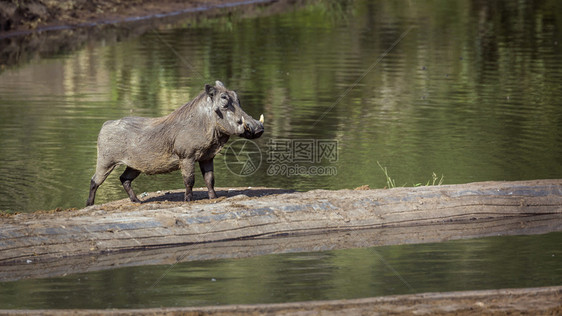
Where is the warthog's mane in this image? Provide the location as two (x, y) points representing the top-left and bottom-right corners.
(159, 90), (209, 123)
(146, 90), (214, 143)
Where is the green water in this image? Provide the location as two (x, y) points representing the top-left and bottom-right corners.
(0, 0), (561, 309)
(0, 232), (560, 309)
(0, 0), (561, 212)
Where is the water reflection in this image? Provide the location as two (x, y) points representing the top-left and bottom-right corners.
(0, 0), (561, 213)
(0, 232), (560, 309)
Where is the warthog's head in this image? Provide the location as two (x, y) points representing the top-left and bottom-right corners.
(206, 81), (264, 139)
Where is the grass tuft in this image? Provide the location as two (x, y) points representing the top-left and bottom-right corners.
(377, 161), (397, 188)
(377, 161), (444, 188)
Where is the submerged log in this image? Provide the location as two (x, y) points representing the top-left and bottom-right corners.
(0, 179), (561, 281)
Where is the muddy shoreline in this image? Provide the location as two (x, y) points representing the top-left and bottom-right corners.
(0, 0), (299, 67)
(0, 0), (276, 35)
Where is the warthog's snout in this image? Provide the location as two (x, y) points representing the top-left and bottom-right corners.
(241, 114), (264, 139)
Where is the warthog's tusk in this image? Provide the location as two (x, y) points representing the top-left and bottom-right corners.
(242, 116), (248, 129)
(259, 114), (264, 124)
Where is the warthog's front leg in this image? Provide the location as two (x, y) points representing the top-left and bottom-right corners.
(120, 166), (142, 203)
(199, 159), (217, 199)
(181, 159), (196, 202)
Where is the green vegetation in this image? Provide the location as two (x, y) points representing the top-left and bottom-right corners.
(377, 161), (397, 189)
(377, 161), (444, 188)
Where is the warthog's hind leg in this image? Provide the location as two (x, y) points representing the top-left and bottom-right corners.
(120, 166), (142, 203)
(86, 178), (99, 206)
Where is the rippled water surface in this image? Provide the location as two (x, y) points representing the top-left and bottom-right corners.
(0, 232), (561, 309)
(1, 0), (561, 212)
(0, 0), (561, 309)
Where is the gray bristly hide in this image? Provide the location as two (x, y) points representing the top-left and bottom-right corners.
(86, 81), (264, 206)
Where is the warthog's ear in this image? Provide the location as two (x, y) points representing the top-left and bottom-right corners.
(205, 84), (216, 98)
(215, 80), (225, 88)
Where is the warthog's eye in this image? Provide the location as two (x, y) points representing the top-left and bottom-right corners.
(220, 94), (230, 109)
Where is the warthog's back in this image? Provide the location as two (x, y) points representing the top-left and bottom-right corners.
(97, 116), (180, 174)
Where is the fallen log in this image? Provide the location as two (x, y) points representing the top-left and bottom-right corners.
(1, 179), (561, 281)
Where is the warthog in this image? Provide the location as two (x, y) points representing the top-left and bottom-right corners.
(86, 81), (264, 206)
